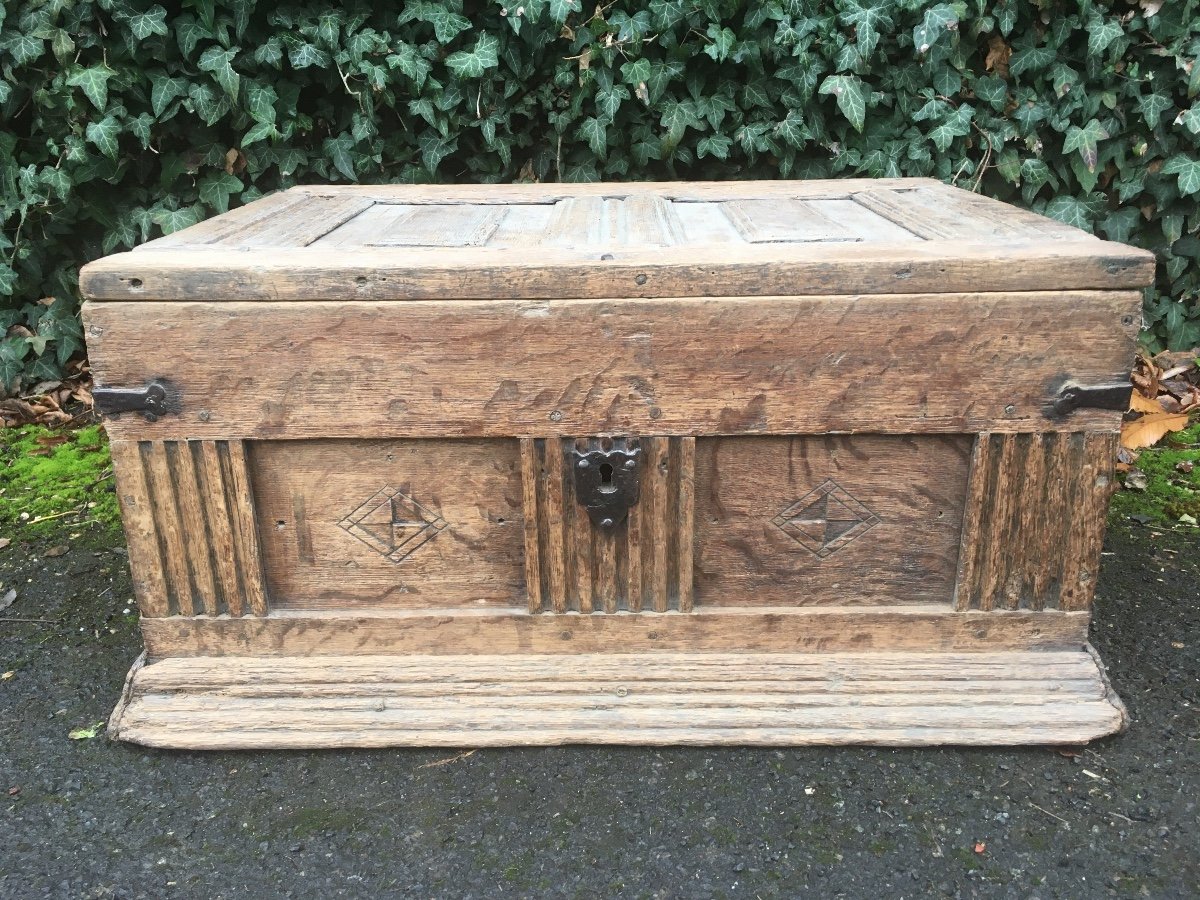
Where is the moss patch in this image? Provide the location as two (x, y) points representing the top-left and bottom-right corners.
(1111, 419), (1200, 528)
(0, 424), (120, 537)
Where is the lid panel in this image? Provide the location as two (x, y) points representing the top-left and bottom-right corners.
(721, 198), (864, 244)
(83, 179), (1156, 300)
(366, 205), (509, 247)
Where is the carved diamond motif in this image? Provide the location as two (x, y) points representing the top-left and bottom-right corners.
(773, 480), (879, 559)
(337, 487), (446, 564)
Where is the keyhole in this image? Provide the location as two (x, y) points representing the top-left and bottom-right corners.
(598, 462), (616, 494)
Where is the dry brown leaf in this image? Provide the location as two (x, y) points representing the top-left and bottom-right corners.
(1121, 411), (1190, 450)
(1129, 392), (1163, 414)
(985, 35), (1011, 77)
(43, 545), (69, 558)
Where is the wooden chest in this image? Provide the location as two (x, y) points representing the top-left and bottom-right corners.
(81, 179), (1154, 749)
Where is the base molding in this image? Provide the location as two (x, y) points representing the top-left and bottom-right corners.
(109, 647), (1127, 749)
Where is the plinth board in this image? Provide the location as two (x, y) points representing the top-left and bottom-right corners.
(109, 648), (1127, 749)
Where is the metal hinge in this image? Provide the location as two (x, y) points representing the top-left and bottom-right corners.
(571, 438), (642, 529)
(1045, 379), (1131, 419)
(93, 379), (177, 422)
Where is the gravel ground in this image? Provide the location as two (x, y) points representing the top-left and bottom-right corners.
(0, 520), (1196, 899)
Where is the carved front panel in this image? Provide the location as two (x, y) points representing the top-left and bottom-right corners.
(251, 440), (525, 609)
(694, 435), (972, 607)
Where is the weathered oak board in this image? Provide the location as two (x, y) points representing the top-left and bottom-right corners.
(138, 607), (1089, 657)
(694, 435), (971, 607)
(110, 439), (266, 618)
(954, 432), (1118, 612)
(108, 649), (1127, 748)
(250, 440), (525, 610)
(84, 292), (1139, 442)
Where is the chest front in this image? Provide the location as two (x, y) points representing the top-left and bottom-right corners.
(81, 179), (1153, 749)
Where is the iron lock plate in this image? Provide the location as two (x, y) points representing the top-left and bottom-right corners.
(571, 439), (642, 529)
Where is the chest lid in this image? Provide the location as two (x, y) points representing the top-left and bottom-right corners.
(79, 178), (1153, 301)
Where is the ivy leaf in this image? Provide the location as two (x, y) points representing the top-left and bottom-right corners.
(150, 75), (188, 117)
(254, 36), (283, 67)
(578, 116), (607, 158)
(774, 115), (809, 149)
(400, 2), (472, 42)
(927, 105), (973, 152)
(1009, 46), (1054, 78)
(1177, 105), (1200, 135)
(596, 82), (630, 122)
(418, 131), (457, 173)
(696, 133), (732, 160)
(324, 134), (357, 181)
(198, 46), (240, 101)
(198, 172), (243, 213)
(1063, 118), (1108, 172)
(85, 117), (122, 159)
(289, 43), (330, 69)
(0, 31), (43, 66)
(704, 25), (736, 62)
(174, 16), (209, 57)
(67, 65), (116, 112)
(912, 4), (960, 55)
(246, 83), (277, 124)
(1101, 207), (1141, 244)
(620, 58), (652, 87)
(819, 74), (868, 132)
(1044, 195), (1095, 231)
(242, 120), (276, 146)
(388, 43), (432, 88)
(658, 100), (703, 146)
(315, 12), (341, 48)
(1162, 155), (1200, 196)
(1086, 15), (1122, 58)
(839, 0), (893, 58)
(152, 205), (204, 235)
(446, 33), (499, 80)
(1138, 92), (1172, 127)
(39, 167), (71, 200)
(973, 75), (1008, 109)
(127, 6), (169, 41)
(549, 0), (581, 24)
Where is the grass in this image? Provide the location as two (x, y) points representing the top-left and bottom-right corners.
(0, 423), (120, 539)
(1111, 418), (1200, 529)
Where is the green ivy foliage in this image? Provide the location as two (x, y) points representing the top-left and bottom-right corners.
(3, 0), (1200, 392)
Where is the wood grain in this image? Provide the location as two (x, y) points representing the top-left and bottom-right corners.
(523, 437), (694, 613)
(695, 435), (971, 607)
(953, 433), (1118, 612)
(107, 648), (1126, 748)
(250, 439), (525, 610)
(139, 607), (1090, 657)
(84, 292), (1141, 441)
(108, 440), (266, 617)
(80, 240), (1153, 302)
(108, 441), (168, 616)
